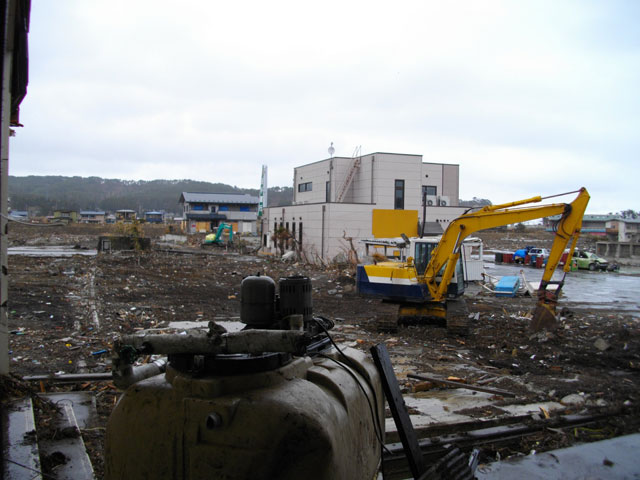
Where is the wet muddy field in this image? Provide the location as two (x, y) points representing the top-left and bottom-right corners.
(4, 223), (640, 478)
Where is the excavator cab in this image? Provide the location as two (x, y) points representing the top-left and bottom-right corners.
(411, 237), (465, 298)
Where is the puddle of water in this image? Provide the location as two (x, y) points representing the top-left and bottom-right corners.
(485, 262), (640, 314)
(500, 401), (563, 416)
(8, 246), (97, 257)
(385, 388), (567, 435)
(386, 389), (495, 432)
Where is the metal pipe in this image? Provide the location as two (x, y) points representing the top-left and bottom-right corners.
(119, 329), (311, 356)
(23, 373), (113, 383)
(113, 358), (167, 390)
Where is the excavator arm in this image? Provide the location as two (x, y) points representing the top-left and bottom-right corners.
(423, 188), (590, 305)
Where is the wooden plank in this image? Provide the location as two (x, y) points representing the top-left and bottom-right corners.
(371, 343), (426, 478)
(408, 373), (516, 397)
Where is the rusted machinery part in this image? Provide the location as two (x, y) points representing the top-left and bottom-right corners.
(530, 302), (559, 332)
(117, 329), (312, 357)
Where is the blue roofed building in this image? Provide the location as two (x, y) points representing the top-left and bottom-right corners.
(144, 211), (164, 224)
(544, 214), (617, 236)
(179, 192), (259, 234)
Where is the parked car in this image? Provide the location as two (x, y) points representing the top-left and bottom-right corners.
(528, 248), (550, 259)
(570, 251), (609, 271)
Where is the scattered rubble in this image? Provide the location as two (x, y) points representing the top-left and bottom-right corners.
(3, 223), (640, 478)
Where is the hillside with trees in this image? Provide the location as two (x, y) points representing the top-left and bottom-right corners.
(8, 176), (293, 216)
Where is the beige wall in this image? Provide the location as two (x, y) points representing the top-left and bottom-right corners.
(277, 152), (463, 262)
(263, 202), (467, 262)
(293, 153), (461, 208)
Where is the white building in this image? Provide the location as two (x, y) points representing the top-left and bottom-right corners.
(261, 152), (467, 262)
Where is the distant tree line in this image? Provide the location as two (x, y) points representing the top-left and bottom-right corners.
(458, 197), (492, 208)
(8, 176), (293, 216)
(615, 209), (639, 219)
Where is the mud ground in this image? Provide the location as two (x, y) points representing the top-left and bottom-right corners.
(4, 223), (640, 478)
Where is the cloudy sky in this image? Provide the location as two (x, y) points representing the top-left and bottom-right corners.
(10, 0), (639, 213)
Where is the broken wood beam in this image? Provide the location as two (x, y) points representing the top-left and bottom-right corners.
(407, 373), (517, 397)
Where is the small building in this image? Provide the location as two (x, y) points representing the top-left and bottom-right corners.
(179, 192), (259, 234)
(262, 151), (466, 262)
(144, 211), (164, 224)
(605, 217), (640, 243)
(544, 214), (617, 236)
(53, 209), (79, 224)
(115, 209), (137, 223)
(79, 210), (106, 224)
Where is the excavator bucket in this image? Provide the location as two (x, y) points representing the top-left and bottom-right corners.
(530, 302), (558, 332)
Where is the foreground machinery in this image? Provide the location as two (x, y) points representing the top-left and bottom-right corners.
(105, 275), (384, 480)
(357, 188), (590, 333)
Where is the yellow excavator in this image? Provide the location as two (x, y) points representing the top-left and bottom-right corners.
(356, 188), (590, 334)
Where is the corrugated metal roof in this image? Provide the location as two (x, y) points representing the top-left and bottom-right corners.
(180, 192), (258, 205)
(548, 214), (640, 224)
(185, 212), (228, 221)
(80, 211), (106, 215)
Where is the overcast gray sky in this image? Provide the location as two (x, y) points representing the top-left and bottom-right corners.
(10, 0), (639, 214)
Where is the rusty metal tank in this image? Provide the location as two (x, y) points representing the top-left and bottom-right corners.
(104, 346), (383, 480)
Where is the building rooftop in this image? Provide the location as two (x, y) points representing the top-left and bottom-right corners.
(180, 192), (259, 204)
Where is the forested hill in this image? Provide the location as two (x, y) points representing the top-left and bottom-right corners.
(8, 176), (293, 216)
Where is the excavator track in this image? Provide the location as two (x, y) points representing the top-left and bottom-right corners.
(376, 315), (399, 333)
(445, 298), (470, 336)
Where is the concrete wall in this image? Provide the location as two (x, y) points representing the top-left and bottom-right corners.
(263, 202), (467, 263)
(597, 241), (640, 259)
(274, 152), (464, 263)
(421, 162), (459, 206)
(293, 159), (332, 204)
(264, 203), (374, 262)
(371, 153), (423, 210)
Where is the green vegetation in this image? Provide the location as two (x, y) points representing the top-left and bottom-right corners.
(8, 176), (293, 216)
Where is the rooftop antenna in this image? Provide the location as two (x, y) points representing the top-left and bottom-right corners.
(328, 142), (335, 158)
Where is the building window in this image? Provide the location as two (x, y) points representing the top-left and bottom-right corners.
(422, 185), (437, 197)
(326, 181), (331, 202)
(299, 222), (303, 246)
(298, 182), (312, 192)
(394, 179), (405, 210)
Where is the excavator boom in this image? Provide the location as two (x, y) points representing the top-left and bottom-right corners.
(357, 187), (590, 334)
(424, 188), (590, 306)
